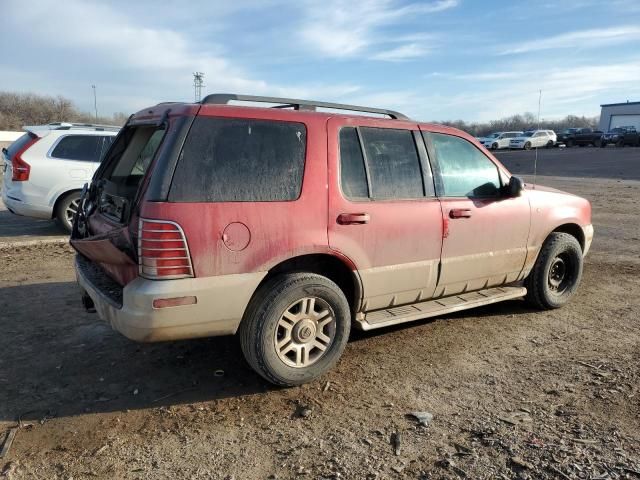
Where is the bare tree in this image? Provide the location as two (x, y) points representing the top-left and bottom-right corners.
(0, 91), (126, 130)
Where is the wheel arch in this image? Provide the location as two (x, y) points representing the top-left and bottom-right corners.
(551, 223), (585, 251)
(253, 253), (363, 317)
(51, 188), (82, 219)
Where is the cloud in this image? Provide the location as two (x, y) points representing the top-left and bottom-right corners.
(0, 0), (361, 114)
(500, 25), (640, 55)
(371, 43), (431, 61)
(298, 0), (457, 59)
(424, 60), (640, 121)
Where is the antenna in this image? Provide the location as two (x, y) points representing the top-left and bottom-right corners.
(533, 89), (542, 188)
(193, 72), (205, 102)
(92, 85), (98, 122)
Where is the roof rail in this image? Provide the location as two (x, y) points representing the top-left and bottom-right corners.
(200, 93), (409, 120)
(44, 122), (120, 131)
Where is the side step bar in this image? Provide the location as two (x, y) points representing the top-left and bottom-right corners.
(356, 286), (527, 331)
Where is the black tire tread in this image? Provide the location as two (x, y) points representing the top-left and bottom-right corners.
(239, 273), (349, 387)
(525, 232), (582, 310)
(54, 191), (81, 233)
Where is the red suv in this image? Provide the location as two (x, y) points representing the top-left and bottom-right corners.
(72, 94), (593, 386)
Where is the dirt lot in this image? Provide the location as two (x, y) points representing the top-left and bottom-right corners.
(1, 149), (639, 478)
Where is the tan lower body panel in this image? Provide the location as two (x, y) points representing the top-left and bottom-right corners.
(357, 286), (527, 331)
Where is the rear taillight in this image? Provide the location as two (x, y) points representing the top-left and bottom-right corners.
(138, 218), (194, 279)
(11, 136), (39, 181)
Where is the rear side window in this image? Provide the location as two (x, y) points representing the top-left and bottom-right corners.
(51, 135), (102, 162)
(6, 133), (37, 159)
(360, 127), (424, 199)
(170, 117), (306, 202)
(427, 132), (501, 198)
(339, 128), (369, 199)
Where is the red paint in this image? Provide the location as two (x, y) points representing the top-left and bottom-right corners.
(80, 102), (592, 291)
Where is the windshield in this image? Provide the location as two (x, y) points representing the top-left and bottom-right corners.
(562, 128), (578, 134)
(489, 133), (500, 138)
(522, 132), (533, 137)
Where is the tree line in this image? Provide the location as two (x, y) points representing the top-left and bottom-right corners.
(0, 91), (127, 130)
(0, 91), (598, 136)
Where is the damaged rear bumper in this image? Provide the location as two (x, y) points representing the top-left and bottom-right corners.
(75, 254), (266, 342)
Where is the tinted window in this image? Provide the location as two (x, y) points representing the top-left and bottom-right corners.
(6, 133), (37, 159)
(51, 135), (101, 161)
(428, 133), (501, 198)
(339, 127), (369, 199)
(360, 127), (423, 199)
(170, 117), (306, 202)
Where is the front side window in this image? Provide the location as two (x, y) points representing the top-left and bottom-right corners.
(428, 132), (501, 198)
(51, 135), (101, 161)
(170, 117), (306, 202)
(360, 127), (424, 199)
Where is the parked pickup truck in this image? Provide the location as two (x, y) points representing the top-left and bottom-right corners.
(600, 126), (640, 147)
(557, 128), (603, 147)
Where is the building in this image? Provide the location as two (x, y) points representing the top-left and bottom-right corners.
(599, 101), (640, 132)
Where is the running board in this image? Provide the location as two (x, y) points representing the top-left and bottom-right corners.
(357, 286), (527, 331)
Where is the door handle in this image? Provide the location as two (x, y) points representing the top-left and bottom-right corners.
(449, 208), (472, 219)
(337, 213), (370, 225)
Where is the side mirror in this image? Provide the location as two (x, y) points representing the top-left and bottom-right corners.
(507, 176), (524, 197)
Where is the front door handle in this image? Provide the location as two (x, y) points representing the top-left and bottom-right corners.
(449, 208), (472, 219)
(337, 213), (370, 225)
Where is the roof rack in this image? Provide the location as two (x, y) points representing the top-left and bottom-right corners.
(200, 93), (409, 120)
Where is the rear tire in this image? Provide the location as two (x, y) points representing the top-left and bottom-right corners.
(55, 191), (81, 233)
(239, 273), (351, 387)
(525, 232), (583, 310)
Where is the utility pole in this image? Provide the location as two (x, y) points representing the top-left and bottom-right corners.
(193, 72), (205, 102)
(92, 85), (98, 122)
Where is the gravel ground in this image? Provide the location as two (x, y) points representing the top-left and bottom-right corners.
(0, 174), (639, 479)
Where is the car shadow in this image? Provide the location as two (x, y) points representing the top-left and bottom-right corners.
(0, 280), (540, 422)
(0, 208), (66, 240)
(0, 281), (275, 423)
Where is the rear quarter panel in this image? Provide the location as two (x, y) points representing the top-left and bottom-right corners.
(140, 108), (331, 277)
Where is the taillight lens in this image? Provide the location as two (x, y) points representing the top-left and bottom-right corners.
(11, 136), (39, 181)
(138, 218), (194, 279)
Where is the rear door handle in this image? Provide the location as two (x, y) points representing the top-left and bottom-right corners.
(337, 213), (370, 225)
(449, 208), (472, 219)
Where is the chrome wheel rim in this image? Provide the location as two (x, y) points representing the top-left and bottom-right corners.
(275, 296), (335, 368)
(65, 198), (81, 226)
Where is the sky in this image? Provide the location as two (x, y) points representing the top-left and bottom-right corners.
(2, 0), (640, 123)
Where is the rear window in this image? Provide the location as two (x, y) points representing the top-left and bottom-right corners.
(51, 135), (112, 162)
(169, 117), (306, 202)
(103, 125), (165, 186)
(6, 132), (37, 159)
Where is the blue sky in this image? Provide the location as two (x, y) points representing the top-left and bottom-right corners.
(2, 0), (640, 122)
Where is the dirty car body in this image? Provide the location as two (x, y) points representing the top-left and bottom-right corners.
(72, 94), (593, 386)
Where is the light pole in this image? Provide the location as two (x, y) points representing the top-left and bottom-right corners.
(92, 85), (98, 122)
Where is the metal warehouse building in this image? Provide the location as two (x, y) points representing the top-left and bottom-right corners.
(599, 101), (640, 131)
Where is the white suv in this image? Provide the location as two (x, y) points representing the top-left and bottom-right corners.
(509, 130), (557, 150)
(2, 123), (120, 232)
(479, 131), (523, 150)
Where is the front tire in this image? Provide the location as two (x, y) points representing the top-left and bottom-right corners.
(525, 232), (583, 309)
(491, 142), (498, 150)
(55, 191), (81, 233)
(239, 273), (351, 387)
(524, 142), (532, 150)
